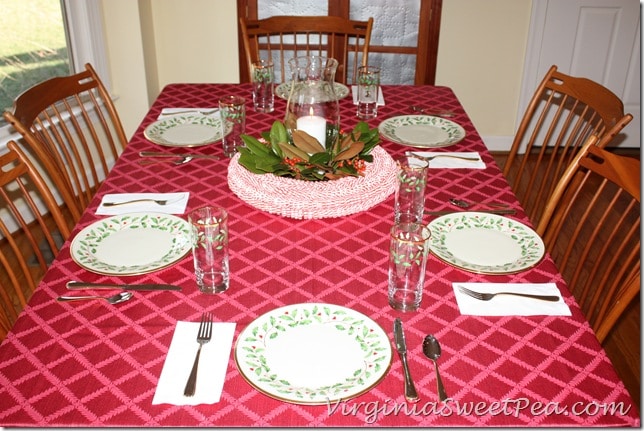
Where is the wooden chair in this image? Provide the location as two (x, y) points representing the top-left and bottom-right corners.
(502, 65), (633, 227)
(3, 63), (127, 221)
(239, 15), (373, 85)
(536, 138), (640, 344)
(0, 141), (77, 340)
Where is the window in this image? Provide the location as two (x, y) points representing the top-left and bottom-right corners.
(0, 0), (109, 147)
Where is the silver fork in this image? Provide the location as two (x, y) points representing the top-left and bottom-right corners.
(406, 151), (480, 162)
(457, 285), (560, 302)
(102, 197), (182, 207)
(184, 312), (213, 396)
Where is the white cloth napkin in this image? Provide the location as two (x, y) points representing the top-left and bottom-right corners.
(409, 151), (486, 169)
(152, 321), (236, 405)
(453, 283), (572, 316)
(351, 86), (385, 105)
(96, 192), (189, 215)
(158, 108), (220, 119)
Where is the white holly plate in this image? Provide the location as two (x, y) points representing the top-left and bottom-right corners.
(144, 115), (225, 147)
(235, 303), (392, 405)
(427, 212), (545, 274)
(379, 115), (466, 148)
(70, 212), (191, 275)
(275, 82), (350, 100)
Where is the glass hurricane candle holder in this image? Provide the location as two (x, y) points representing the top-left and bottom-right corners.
(284, 56), (341, 149)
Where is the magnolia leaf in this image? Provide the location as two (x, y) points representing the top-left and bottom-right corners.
(324, 172), (346, 180)
(270, 120), (288, 144)
(309, 152), (331, 165)
(333, 140), (364, 161)
(292, 130), (326, 154)
(269, 121), (288, 158)
(238, 150), (268, 174)
(333, 133), (351, 154)
(278, 142), (310, 161)
(237, 120), (379, 181)
(241, 135), (270, 156)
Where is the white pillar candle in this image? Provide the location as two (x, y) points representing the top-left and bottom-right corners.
(296, 114), (327, 148)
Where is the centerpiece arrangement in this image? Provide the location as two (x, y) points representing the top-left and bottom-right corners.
(237, 120), (380, 181)
(227, 55), (398, 219)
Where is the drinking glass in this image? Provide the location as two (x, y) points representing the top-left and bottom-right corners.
(189, 206), (229, 294)
(394, 156), (428, 223)
(356, 65), (380, 120)
(219, 95), (246, 157)
(251, 59), (275, 113)
(388, 222), (431, 312)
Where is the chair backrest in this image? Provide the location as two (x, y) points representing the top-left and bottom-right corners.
(503, 65), (633, 227)
(0, 141), (77, 340)
(536, 140), (640, 344)
(3, 63), (127, 220)
(239, 15), (373, 85)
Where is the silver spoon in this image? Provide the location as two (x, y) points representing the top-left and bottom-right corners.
(449, 198), (509, 209)
(410, 105), (456, 117)
(423, 334), (448, 402)
(57, 291), (134, 304)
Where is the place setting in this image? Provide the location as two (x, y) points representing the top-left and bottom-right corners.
(406, 150), (485, 169)
(425, 211), (545, 274)
(153, 312), (236, 405)
(96, 192), (190, 215)
(234, 303), (393, 405)
(69, 211), (192, 276)
(275, 81), (350, 100)
(144, 107), (227, 147)
(452, 283), (572, 316)
(379, 115), (466, 148)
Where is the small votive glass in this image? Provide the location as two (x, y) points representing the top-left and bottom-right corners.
(394, 156), (428, 223)
(189, 206), (229, 294)
(219, 95), (246, 157)
(356, 65), (380, 120)
(388, 222), (431, 312)
(251, 59), (275, 113)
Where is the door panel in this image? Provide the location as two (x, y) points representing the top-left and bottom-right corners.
(520, 0), (640, 148)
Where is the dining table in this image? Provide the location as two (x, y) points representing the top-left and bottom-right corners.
(0, 82), (639, 427)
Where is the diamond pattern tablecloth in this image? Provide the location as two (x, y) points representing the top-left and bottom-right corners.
(0, 84), (638, 427)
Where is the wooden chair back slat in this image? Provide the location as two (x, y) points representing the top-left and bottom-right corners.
(240, 15), (373, 85)
(4, 63), (127, 221)
(0, 141), (77, 340)
(503, 65), (633, 227)
(537, 140), (640, 344)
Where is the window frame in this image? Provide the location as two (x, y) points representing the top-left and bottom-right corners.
(0, 0), (109, 149)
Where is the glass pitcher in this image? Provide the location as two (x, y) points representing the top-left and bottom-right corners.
(284, 56), (341, 150)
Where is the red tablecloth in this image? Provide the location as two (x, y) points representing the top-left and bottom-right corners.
(0, 84), (638, 427)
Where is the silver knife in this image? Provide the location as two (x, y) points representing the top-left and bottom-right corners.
(393, 318), (419, 402)
(139, 151), (220, 160)
(425, 208), (516, 216)
(66, 281), (182, 291)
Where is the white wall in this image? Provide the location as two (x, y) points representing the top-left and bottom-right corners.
(101, 0), (533, 151)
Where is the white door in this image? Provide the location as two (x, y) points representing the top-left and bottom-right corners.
(519, 0), (640, 148)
